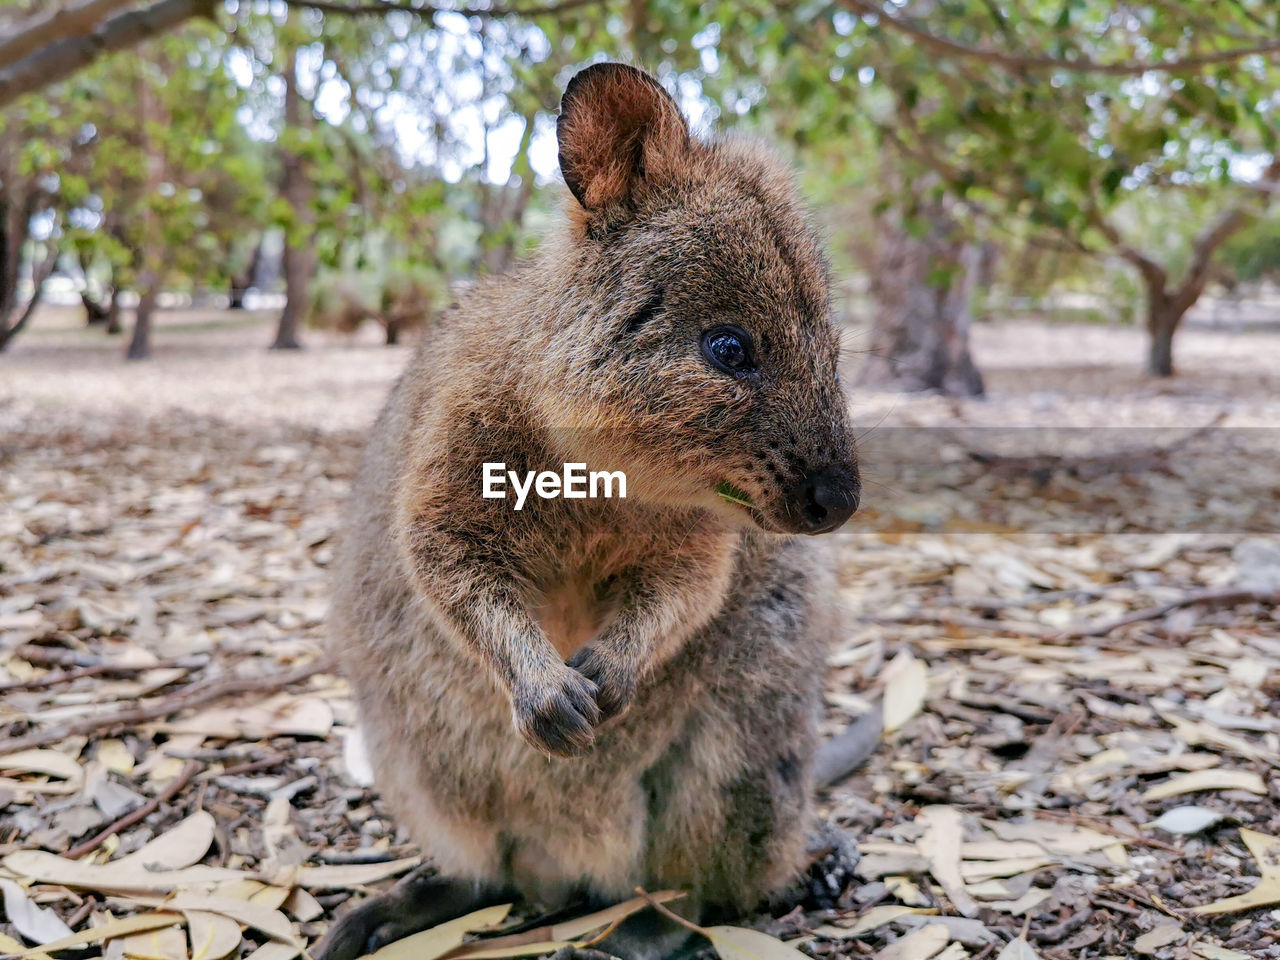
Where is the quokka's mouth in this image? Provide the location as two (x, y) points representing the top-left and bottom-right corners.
(714, 481), (787, 533)
(715, 480), (754, 509)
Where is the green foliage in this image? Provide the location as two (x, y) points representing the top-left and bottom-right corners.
(5, 0), (1275, 356)
(1219, 216), (1280, 284)
(747, 1), (1278, 302)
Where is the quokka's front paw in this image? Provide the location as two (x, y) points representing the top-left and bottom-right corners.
(567, 646), (637, 721)
(513, 666), (601, 757)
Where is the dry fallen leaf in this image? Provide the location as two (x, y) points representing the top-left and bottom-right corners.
(0, 878), (74, 945)
(0, 931), (53, 960)
(1191, 942), (1254, 960)
(984, 889), (1051, 916)
(982, 820), (1120, 858)
(448, 942), (573, 959)
(0, 749), (85, 795)
(364, 903), (511, 959)
(4, 850), (241, 895)
(293, 857), (421, 890)
(1133, 922), (1184, 954)
(182, 909), (242, 960)
(15, 912), (184, 957)
(119, 922), (189, 960)
(165, 895), (298, 946)
(1141, 769), (1267, 802)
(816, 905), (938, 938)
(995, 936), (1041, 960)
(282, 888), (323, 923)
(1142, 806), (1225, 835)
(960, 858), (1052, 883)
(447, 892), (686, 958)
(1193, 829), (1280, 915)
(548, 891), (683, 941)
(882, 651), (927, 734)
(97, 739), (137, 775)
(873, 924), (950, 960)
(115, 812), (217, 871)
(241, 942), (301, 960)
(705, 925), (812, 960)
(917, 807), (979, 917)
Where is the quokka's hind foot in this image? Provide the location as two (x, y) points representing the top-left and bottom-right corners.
(313, 865), (510, 960)
(582, 905), (703, 960)
(792, 822), (861, 911)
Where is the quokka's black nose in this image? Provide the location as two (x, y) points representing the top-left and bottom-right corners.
(790, 467), (860, 534)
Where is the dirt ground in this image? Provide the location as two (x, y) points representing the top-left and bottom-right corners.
(1, 307), (1278, 960)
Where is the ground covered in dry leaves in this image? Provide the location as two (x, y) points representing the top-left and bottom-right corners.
(1, 311), (1279, 960)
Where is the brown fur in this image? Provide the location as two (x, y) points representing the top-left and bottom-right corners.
(324, 63), (859, 960)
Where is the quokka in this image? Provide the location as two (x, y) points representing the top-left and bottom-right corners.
(320, 61), (862, 960)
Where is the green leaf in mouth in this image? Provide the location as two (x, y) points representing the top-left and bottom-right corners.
(715, 481), (753, 507)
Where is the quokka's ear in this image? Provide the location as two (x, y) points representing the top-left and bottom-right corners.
(557, 62), (690, 213)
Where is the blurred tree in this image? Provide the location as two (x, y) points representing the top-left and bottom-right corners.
(1220, 214), (1280, 287)
(7, 0), (1277, 381)
(0, 0), (602, 107)
(816, 0), (1280, 377)
(861, 186), (986, 395)
(0, 95), (67, 351)
(272, 39), (312, 350)
(51, 25), (267, 358)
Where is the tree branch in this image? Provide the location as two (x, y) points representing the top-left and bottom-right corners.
(0, 0), (139, 72)
(1087, 207), (1169, 293)
(0, 240), (57, 351)
(838, 0), (1280, 75)
(281, 0), (600, 17)
(0, 657), (333, 753)
(1172, 157), (1277, 311)
(0, 0), (218, 108)
(1171, 206), (1250, 314)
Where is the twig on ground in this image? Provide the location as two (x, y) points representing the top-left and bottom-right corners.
(210, 755), (290, 778)
(319, 847), (417, 865)
(863, 612), (1063, 638)
(62, 760), (200, 859)
(953, 411), (1229, 483)
(64, 896), (97, 929)
(0, 655), (207, 695)
(633, 889), (703, 936)
(0, 657), (334, 753)
(1054, 588), (1277, 639)
(1034, 810), (1182, 854)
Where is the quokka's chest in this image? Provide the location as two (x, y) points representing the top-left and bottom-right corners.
(524, 525), (662, 659)
(533, 573), (623, 660)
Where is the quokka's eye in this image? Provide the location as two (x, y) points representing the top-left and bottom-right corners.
(701, 326), (757, 376)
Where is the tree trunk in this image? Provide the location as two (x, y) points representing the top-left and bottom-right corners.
(385, 317), (401, 346)
(273, 243), (308, 350)
(83, 291), (109, 324)
(860, 200), (985, 397)
(1145, 295), (1181, 378)
(271, 47), (310, 351)
(1098, 195), (1266, 380)
(126, 284), (157, 360)
(477, 107), (539, 274)
(0, 280), (45, 351)
(0, 233), (56, 351)
(228, 237), (261, 309)
(105, 282), (123, 334)
(78, 250), (108, 323)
